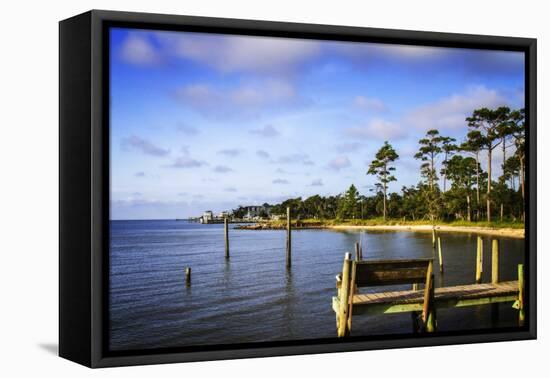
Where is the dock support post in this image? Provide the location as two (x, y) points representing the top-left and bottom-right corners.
(286, 207), (291, 268)
(518, 264), (525, 323)
(491, 239), (499, 284)
(423, 260), (436, 332)
(476, 236), (483, 283)
(437, 236), (444, 273)
(224, 217), (230, 259)
(337, 252), (352, 337)
(432, 227), (436, 249)
(355, 242), (360, 261)
(185, 267), (191, 286)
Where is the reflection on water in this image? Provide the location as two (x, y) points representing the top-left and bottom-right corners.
(109, 220), (525, 351)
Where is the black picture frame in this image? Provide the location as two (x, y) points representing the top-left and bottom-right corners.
(59, 9), (537, 368)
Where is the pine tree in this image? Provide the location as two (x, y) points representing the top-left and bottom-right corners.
(367, 141), (399, 221)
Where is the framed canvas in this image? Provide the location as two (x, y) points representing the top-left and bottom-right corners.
(59, 10), (537, 368)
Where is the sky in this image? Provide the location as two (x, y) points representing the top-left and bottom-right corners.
(109, 27), (525, 220)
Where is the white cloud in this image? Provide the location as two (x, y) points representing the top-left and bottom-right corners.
(354, 96), (387, 112)
(120, 34), (160, 66)
(250, 124), (280, 138)
(344, 119), (407, 140)
(273, 178), (290, 184)
(155, 31), (321, 74)
(310, 179), (324, 186)
(175, 80), (303, 119)
(217, 148), (242, 157)
(256, 150), (271, 159)
(168, 156), (207, 168)
(213, 165), (233, 173)
(405, 85), (509, 131)
(335, 142), (364, 153)
(327, 156), (351, 171)
(121, 136), (170, 157)
(275, 153), (314, 166)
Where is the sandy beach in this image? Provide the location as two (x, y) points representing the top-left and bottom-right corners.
(329, 224), (524, 239)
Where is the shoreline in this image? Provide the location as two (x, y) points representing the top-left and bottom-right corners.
(235, 223), (524, 239)
(327, 224), (524, 239)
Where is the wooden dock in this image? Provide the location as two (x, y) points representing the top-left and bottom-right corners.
(333, 280), (519, 316)
(332, 236), (525, 336)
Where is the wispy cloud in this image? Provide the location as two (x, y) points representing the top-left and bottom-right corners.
(134, 171), (145, 177)
(249, 124), (280, 138)
(213, 165), (233, 173)
(224, 187), (237, 192)
(175, 80), (303, 119)
(354, 96), (387, 112)
(344, 119), (407, 141)
(120, 33), (161, 66)
(404, 85), (509, 131)
(310, 179), (324, 186)
(275, 153), (314, 166)
(256, 150), (270, 159)
(327, 156), (351, 171)
(273, 178), (290, 184)
(168, 156), (207, 168)
(122, 136), (170, 157)
(217, 148), (242, 157)
(177, 124), (199, 135)
(155, 31), (321, 75)
(335, 142), (364, 153)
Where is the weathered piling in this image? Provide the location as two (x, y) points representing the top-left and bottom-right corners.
(491, 239), (499, 284)
(286, 207), (291, 268)
(359, 234), (364, 259)
(224, 217), (230, 259)
(355, 242), (360, 261)
(476, 236), (483, 283)
(337, 252), (352, 337)
(185, 267), (191, 285)
(432, 227), (436, 249)
(518, 264), (525, 323)
(437, 236), (444, 273)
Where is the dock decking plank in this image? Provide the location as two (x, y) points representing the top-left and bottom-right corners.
(332, 281), (519, 316)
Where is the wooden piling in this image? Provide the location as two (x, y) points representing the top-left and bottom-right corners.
(224, 217), (229, 259)
(286, 207), (291, 268)
(518, 264), (525, 323)
(476, 236), (483, 283)
(432, 227), (436, 249)
(491, 239), (499, 284)
(185, 267), (191, 285)
(355, 242), (360, 261)
(437, 236), (444, 273)
(359, 235), (364, 260)
(337, 253), (352, 337)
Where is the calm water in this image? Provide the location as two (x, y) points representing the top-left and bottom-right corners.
(109, 220), (525, 351)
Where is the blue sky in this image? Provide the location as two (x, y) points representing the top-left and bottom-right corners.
(110, 27), (525, 220)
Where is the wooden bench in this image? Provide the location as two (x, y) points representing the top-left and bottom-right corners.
(332, 253), (524, 337)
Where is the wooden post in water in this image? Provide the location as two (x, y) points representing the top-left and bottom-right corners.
(224, 217), (230, 259)
(476, 236), (483, 283)
(518, 264), (525, 323)
(359, 234), (364, 260)
(337, 252), (352, 337)
(355, 242), (360, 261)
(432, 227), (436, 249)
(491, 239), (499, 284)
(286, 207), (291, 268)
(437, 236), (444, 273)
(185, 267), (191, 286)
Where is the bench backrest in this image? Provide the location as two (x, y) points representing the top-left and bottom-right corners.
(352, 258), (433, 287)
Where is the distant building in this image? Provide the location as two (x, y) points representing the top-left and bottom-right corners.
(200, 210), (214, 223)
(244, 205), (269, 220)
(217, 211), (229, 219)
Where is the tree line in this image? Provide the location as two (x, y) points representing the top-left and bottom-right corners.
(235, 106), (525, 224)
